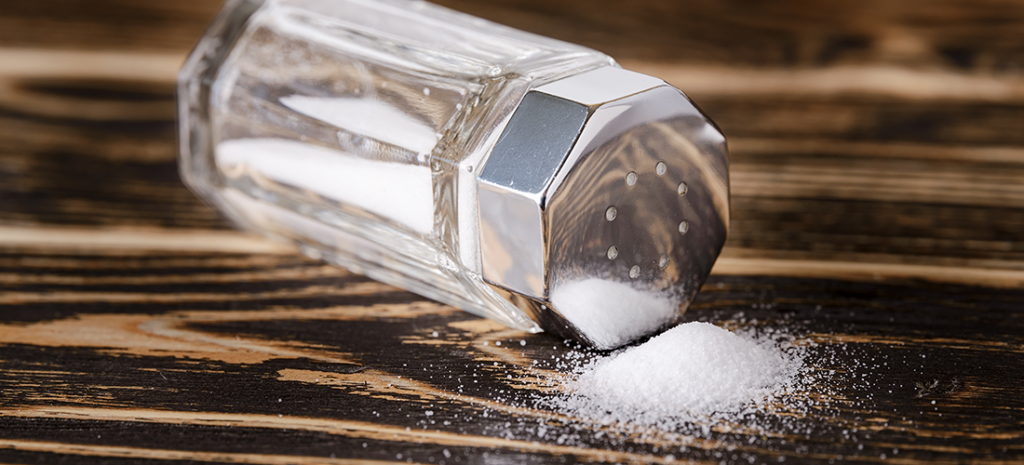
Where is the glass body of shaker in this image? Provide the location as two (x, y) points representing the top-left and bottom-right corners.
(179, 0), (730, 349)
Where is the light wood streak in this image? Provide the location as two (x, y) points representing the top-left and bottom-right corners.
(806, 334), (1024, 354)
(730, 163), (1024, 209)
(279, 367), (800, 452)
(0, 439), (401, 465)
(6, 406), (992, 464)
(276, 367), (572, 421)
(5, 226), (1024, 289)
(0, 226), (294, 254)
(5, 49), (1024, 104)
(0, 255), (302, 270)
(731, 138), (1024, 165)
(0, 48), (183, 82)
(0, 267), (350, 285)
(0, 75), (175, 121)
(0, 311), (362, 365)
(0, 309), (755, 453)
(627, 61), (1024, 102)
(0, 118), (179, 162)
(0, 305), (460, 365)
(0, 282), (395, 304)
(0, 408), (702, 465)
(711, 254), (1024, 288)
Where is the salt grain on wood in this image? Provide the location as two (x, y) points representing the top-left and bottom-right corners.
(550, 279), (679, 349)
(553, 322), (801, 427)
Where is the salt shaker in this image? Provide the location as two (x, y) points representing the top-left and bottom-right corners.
(178, 0), (729, 349)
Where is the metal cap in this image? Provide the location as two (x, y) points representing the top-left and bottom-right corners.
(477, 66), (729, 349)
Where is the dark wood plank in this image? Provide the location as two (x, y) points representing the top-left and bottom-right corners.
(704, 97), (1024, 146)
(4, 0), (1024, 70)
(3, 0), (1024, 463)
(0, 0), (220, 51)
(440, 0), (1024, 69)
(1, 3), (1023, 264)
(0, 72), (227, 229)
(3, 73), (1024, 267)
(1, 247), (1023, 463)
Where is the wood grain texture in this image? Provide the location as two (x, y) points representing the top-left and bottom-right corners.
(2, 0), (1024, 463)
(1, 246), (1024, 463)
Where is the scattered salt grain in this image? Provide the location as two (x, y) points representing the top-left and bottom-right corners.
(552, 322), (801, 427)
(550, 279), (679, 349)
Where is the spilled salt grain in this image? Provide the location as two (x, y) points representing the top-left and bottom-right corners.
(553, 322), (800, 426)
(550, 279), (679, 349)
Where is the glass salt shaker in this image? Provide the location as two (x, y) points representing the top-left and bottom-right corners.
(179, 0), (729, 349)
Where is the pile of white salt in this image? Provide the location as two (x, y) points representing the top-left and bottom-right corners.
(550, 279), (679, 350)
(553, 322), (802, 427)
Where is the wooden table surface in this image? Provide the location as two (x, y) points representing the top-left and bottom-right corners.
(3, 0), (1024, 463)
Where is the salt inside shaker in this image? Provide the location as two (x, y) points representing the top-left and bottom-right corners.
(178, 0), (730, 349)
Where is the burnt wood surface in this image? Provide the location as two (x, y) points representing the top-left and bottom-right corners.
(2, 0), (1024, 463)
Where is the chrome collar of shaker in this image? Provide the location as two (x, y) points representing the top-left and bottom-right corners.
(476, 66), (730, 349)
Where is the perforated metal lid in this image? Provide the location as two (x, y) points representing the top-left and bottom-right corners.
(477, 66), (729, 349)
